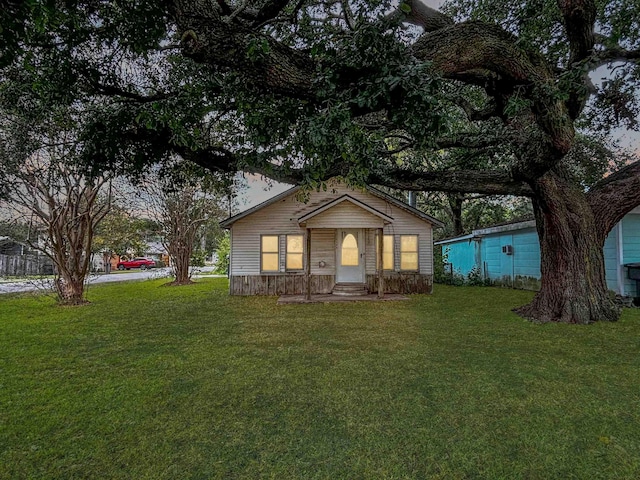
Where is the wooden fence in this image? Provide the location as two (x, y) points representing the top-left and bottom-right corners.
(0, 254), (54, 277)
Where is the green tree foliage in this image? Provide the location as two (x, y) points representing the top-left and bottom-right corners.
(0, 220), (33, 243)
(214, 232), (231, 275)
(2, 0), (640, 323)
(93, 206), (152, 258)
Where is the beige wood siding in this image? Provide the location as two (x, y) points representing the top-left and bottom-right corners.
(310, 229), (336, 275)
(365, 229), (377, 274)
(305, 201), (384, 228)
(230, 183), (434, 276)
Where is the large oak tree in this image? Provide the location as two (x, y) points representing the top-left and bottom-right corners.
(2, 0), (640, 322)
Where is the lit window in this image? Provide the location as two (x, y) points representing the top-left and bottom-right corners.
(261, 235), (279, 272)
(341, 233), (359, 266)
(400, 235), (418, 271)
(376, 234), (394, 270)
(286, 235), (303, 270)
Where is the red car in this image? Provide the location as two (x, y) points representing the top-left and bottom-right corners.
(116, 257), (156, 270)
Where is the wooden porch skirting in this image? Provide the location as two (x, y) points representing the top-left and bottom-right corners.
(366, 273), (433, 294)
(230, 274), (335, 296)
(230, 273), (433, 295)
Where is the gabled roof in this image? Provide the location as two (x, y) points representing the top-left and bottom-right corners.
(220, 182), (445, 228)
(220, 185), (299, 228)
(298, 195), (394, 225)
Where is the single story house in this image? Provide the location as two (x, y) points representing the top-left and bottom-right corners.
(220, 179), (443, 297)
(144, 241), (171, 266)
(434, 206), (640, 296)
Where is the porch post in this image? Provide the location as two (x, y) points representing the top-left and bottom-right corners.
(377, 227), (384, 299)
(305, 228), (312, 300)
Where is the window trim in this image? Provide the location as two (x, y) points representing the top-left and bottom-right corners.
(376, 234), (395, 271)
(285, 234), (304, 271)
(399, 234), (419, 272)
(260, 234), (280, 273)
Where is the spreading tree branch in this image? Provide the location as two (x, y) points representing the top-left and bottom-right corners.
(251, 0), (294, 27)
(412, 21), (574, 177)
(556, 0), (597, 118)
(591, 41), (640, 68)
(369, 168), (533, 197)
(588, 160), (640, 237)
(558, 0), (596, 66)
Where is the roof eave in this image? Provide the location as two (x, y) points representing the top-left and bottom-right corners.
(365, 186), (445, 228)
(219, 185), (299, 228)
(297, 194), (394, 224)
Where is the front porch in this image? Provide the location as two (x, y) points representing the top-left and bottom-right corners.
(298, 196), (393, 300)
(277, 293), (409, 305)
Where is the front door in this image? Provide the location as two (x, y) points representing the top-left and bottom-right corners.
(336, 229), (365, 283)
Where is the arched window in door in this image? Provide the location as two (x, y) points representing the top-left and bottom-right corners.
(341, 233), (359, 266)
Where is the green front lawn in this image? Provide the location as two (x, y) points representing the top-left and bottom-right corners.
(1, 280), (639, 479)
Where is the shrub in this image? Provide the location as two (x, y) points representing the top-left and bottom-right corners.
(466, 266), (484, 286)
(214, 233), (230, 274)
(190, 249), (207, 267)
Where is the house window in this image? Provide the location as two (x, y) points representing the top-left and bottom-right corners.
(376, 234), (394, 270)
(261, 235), (279, 272)
(400, 235), (419, 271)
(286, 235), (304, 270)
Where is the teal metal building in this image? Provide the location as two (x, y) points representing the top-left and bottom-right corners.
(435, 207), (640, 296)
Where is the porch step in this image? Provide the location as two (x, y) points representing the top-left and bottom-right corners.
(332, 283), (369, 296)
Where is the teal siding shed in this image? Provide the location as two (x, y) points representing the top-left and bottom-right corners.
(622, 214), (640, 295)
(603, 226), (620, 293)
(442, 234), (478, 276)
(435, 209), (640, 296)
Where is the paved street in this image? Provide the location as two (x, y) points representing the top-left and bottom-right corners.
(0, 267), (224, 295)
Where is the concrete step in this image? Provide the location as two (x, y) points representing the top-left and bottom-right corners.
(332, 283), (368, 296)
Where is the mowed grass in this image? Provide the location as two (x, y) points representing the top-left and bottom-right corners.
(1, 280), (640, 479)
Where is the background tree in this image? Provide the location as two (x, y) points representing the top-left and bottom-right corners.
(214, 232), (231, 275)
(419, 191), (533, 238)
(143, 161), (230, 285)
(3, 150), (111, 305)
(2, 0), (640, 322)
(92, 205), (151, 273)
(0, 220), (35, 246)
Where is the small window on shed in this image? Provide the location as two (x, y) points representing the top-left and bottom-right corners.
(286, 235), (304, 270)
(261, 235), (279, 272)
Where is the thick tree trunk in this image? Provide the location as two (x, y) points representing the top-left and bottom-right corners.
(170, 241), (194, 285)
(448, 194), (465, 236)
(515, 171), (619, 323)
(55, 272), (87, 306)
